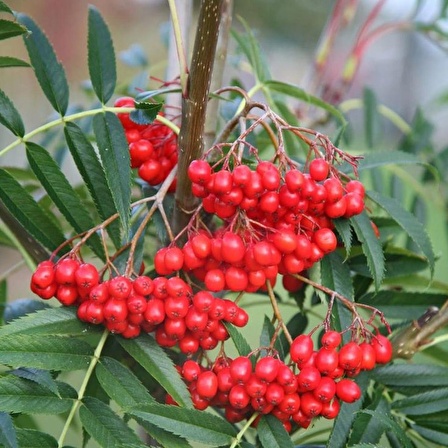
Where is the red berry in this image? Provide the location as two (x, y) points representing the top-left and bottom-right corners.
(321, 331), (341, 349)
(336, 379), (361, 403)
(229, 356), (252, 384)
(338, 342), (363, 371)
(255, 356), (280, 383)
(309, 158), (329, 181)
(290, 334), (314, 365)
(196, 371), (218, 400)
(371, 334), (393, 364)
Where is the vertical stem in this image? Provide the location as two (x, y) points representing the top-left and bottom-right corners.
(173, 0), (224, 238)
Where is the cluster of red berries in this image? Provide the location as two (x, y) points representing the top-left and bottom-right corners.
(30, 259), (248, 345)
(153, 158), (366, 293)
(171, 330), (392, 431)
(114, 96), (178, 191)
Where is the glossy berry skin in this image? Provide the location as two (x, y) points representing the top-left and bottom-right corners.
(309, 158), (329, 182)
(290, 334), (314, 365)
(321, 331), (341, 349)
(338, 342), (363, 371)
(255, 356), (280, 383)
(371, 334), (393, 364)
(336, 379), (362, 403)
(229, 357), (252, 384)
(196, 371), (218, 399)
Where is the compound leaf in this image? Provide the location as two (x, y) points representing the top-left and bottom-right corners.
(257, 414), (294, 448)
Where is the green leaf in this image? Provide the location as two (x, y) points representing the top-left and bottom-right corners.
(367, 190), (435, 277)
(16, 14), (69, 115)
(334, 218), (352, 257)
(130, 101), (163, 126)
(0, 411), (17, 448)
(350, 249), (429, 280)
(9, 367), (59, 396)
(96, 357), (154, 409)
(357, 150), (436, 177)
(359, 291), (447, 319)
(93, 112), (131, 238)
(358, 410), (413, 448)
(0, 88), (25, 136)
(373, 364), (448, 387)
(0, 168), (67, 254)
(0, 2), (13, 14)
(64, 122), (121, 249)
(363, 87), (380, 148)
(13, 429), (58, 448)
(320, 251), (354, 340)
(129, 402), (237, 447)
(327, 372), (369, 448)
(411, 424), (448, 446)
(224, 322), (252, 357)
(257, 414), (294, 448)
(80, 397), (146, 448)
(349, 394), (390, 445)
(260, 316), (285, 359)
(232, 17), (270, 83)
(26, 142), (105, 259)
(350, 211), (384, 290)
(118, 334), (191, 408)
(0, 56), (30, 68)
(0, 306), (95, 337)
(87, 5), (116, 104)
(264, 80), (347, 127)
(136, 419), (192, 448)
(0, 376), (75, 414)
(0, 19), (28, 40)
(392, 388), (448, 415)
(0, 334), (93, 371)
(0, 280), (6, 325)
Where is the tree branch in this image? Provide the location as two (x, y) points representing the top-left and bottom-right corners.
(172, 0), (224, 238)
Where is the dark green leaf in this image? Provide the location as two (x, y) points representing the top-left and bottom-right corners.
(0, 19), (28, 40)
(13, 429), (58, 448)
(93, 112), (131, 238)
(264, 80), (347, 127)
(367, 190), (435, 277)
(411, 424), (448, 446)
(351, 211), (384, 290)
(0, 2), (13, 14)
(363, 87), (380, 148)
(224, 322), (252, 357)
(373, 364), (448, 387)
(118, 334), (191, 408)
(257, 414), (294, 448)
(0, 411), (17, 448)
(64, 122), (121, 249)
(130, 101), (163, 126)
(17, 14), (69, 115)
(0, 168), (67, 254)
(88, 5), (116, 104)
(320, 251), (353, 340)
(0, 376), (75, 414)
(96, 357), (154, 409)
(350, 249), (429, 280)
(334, 218), (352, 257)
(80, 397), (146, 448)
(359, 291), (447, 319)
(260, 316), (284, 359)
(9, 367), (59, 396)
(136, 419), (192, 448)
(0, 56), (30, 68)
(26, 142), (105, 259)
(358, 410), (412, 448)
(392, 388), (448, 415)
(129, 402), (237, 447)
(327, 372), (369, 448)
(349, 393), (389, 445)
(0, 306), (96, 337)
(3, 299), (49, 325)
(0, 88), (25, 136)
(0, 334), (93, 371)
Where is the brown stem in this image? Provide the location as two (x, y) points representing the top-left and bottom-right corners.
(173, 0), (224, 239)
(266, 280), (293, 344)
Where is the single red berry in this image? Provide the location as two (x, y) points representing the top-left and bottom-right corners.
(313, 377), (336, 403)
(108, 276), (133, 300)
(75, 263), (100, 292)
(229, 356), (252, 384)
(255, 356), (280, 383)
(336, 379), (362, 403)
(290, 334), (314, 365)
(321, 331), (342, 349)
(133, 276), (154, 296)
(31, 261), (55, 289)
(371, 334), (393, 364)
(338, 342), (363, 371)
(54, 258), (79, 286)
(309, 158), (329, 182)
(321, 397), (340, 419)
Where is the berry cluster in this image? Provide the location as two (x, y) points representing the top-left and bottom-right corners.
(154, 158), (365, 293)
(173, 330), (392, 432)
(30, 259), (248, 344)
(114, 96), (178, 191)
